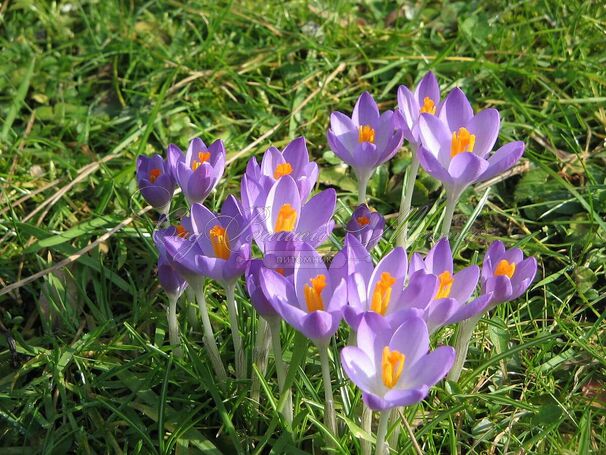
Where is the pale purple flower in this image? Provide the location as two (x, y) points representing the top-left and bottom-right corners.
(341, 312), (455, 411)
(481, 240), (537, 305)
(259, 247), (347, 344)
(136, 154), (176, 210)
(417, 88), (525, 199)
(327, 92), (404, 188)
(345, 204), (385, 251)
(170, 138), (226, 205)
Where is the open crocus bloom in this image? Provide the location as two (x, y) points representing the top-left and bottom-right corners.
(327, 92), (404, 186)
(341, 312), (455, 411)
(136, 154), (176, 210)
(408, 238), (492, 333)
(417, 88), (525, 199)
(247, 137), (319, 202)
(345, 204), (385, 251)
(250, 175), (335, 249)
(259, 247), (347, 344)
(170, 138), (226, 205)
(343, 238), (415, 331)
(163, 196), (251, 285)
(481, 240), (537, 305)
(397, 71), (441, 150)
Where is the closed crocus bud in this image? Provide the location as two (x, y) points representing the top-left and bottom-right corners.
(136, 154), (176, 211)
(417, 88), (525, 200)
(341, 312), (455, 411)
(172, 138), (226, 205)
(153, 227), (187, 298)
(246, 259), (280, 319)
(327, 92), (404, 199)
(345, 204), (385, 251)
(481, 240), (537, 306)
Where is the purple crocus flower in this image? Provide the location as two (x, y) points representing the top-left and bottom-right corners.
(341, 312), (455, 411)
(345, 204), (385, 251)
(481, 240), (537, 305)
(408, 238), (492, 333)
(343, 236), (430, 331)
(245, 137), (319, 202)
(163, 196), (251, 285)
(153, 226), (187, 298)
(170, 138), (226, 205)
(397, 71), (441, 150)
(259, 247), (347, 344)
(136, 154), (176, 211)
(417, 88), (525, 199)
(249, 175), (336, 249)
(246, 259), (280, 319)
(327, 92), (404, 199)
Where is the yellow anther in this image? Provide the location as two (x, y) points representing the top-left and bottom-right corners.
(191, 151), (211, 171)
(274, 203), (297, 232)
(420, 96), (436, 115)
(357, 216), (370, 226)
(209, 225), (230, 260)
(382, 346), (405, 389)
(304, 274), (327, 312)
(450, 127), (476, 157)
(435, 271), (454, 299)
(274, 162), (293, 179)
(149, 168), (161, 183)
(494, 259), (516, 279)
(370, 272), (397, 315)
(358, 125), (375, 144)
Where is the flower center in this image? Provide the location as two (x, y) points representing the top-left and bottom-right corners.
(435, 271), (454, 299)
(149, 168), (161, 183)
(358, 125), (375, 144)
(382, 346), (405, 389)
(304, 274), (327, 313)
(420, 96), (436, 115)
(356, 215), (370, 226)
(450, 127), (476, 157)
(494, 259), (516, 279)
(176, 224), (188, 238)
(209, 225), (230, 260)
(274, 203), (297, 232)
(275, 267), (285, 276)
(370, 272), (397, 315)
(191, 151), (211, 171)
(274, 162), (293, 179)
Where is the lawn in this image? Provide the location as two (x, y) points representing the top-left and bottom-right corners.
(1, 1), (605, 453)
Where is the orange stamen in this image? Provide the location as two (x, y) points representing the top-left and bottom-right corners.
(274, 162), (293, 179)
(494, 259), (516, 279)
(435, 271), (454, 299)
(191, 151), (211, 171)
(370, 272), (397, 315)
(274, 203), (297, 232)
(420, 97), (436, 115)
(209, 225), (230, 260)
(381, 347), (405, 389)
(149, 168), (161, 183)
(450, 127), (476, 157)
(176, 224), (188, 238)
(357, 216), (370, 226)
(304, 274), (327, 312)
(358, 125), (375, 143)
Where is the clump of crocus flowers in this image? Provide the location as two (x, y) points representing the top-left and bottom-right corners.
(136, 72), (537, 454)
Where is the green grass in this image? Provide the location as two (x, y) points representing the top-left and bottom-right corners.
(1, 0), (605, 453)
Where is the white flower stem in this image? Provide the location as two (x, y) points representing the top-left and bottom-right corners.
(440, 191), (458, 238)
(361, 403), (373, 455)
(225, 282), (246, 380)
(447, 314), (482, 382)
(251, 317), (271, 408)
(375, 410), (391, 455)
(357, 173), (370, 205)
(192, 280), (227, 380)
(318, 342), (337, 438)
(167, 293), (181, 358)
(388, 411), (401, 450)
(186, 287), (197, 328)
(268, 318), (293, 424)
(396, 154), (420, 248)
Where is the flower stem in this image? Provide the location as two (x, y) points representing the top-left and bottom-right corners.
(192, 280), (227, 380)
(361, 403), (373, 455)
(388, 410), (401, 450)
(251, 317), (271, 408)
(447, 314), (482, 382)
(318, 342), (337, 438)
(396, 154), (420, 248)
(375, 410), (391, 455)
(440, 191), (458, 238)
(225, 282), (246, 380)
(357, 173), (370, 205)
(167, 293), (181, 358)
(268, 318), (293, 424)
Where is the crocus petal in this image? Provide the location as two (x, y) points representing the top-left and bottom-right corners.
(282, 137), (309, 174)
(298, 188), (336, 239)
(384, 386), (429, 408)
(327, 130), (355, 164)
(425, 238), (453, 275)
(341, 347), (376, 392)
(477, 141), (525, 182)
(367, 247), (407, 313)
(389, 316), (429, 366)
(403, 347), (455, 389)
(357, 312), (392, 368)
(466, 108), (500, 158)
(419, 113), (451, 162)
(266, 175), (301, 233)
(417, 146), (453, 186)
(448, 152), (489, 188)
(448, 293), (492, 324)
(485, 276), (513, 303)
(261, 147), (285, 177)
(425, 298), (459, 334)
(397, 84), (418, 135)
(438, 88), (473, 131)
(301, 310), (339, 341)
(414, 71), (440, 109)
(352, 92), (380, 126)
(449, 265), (480, 303)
